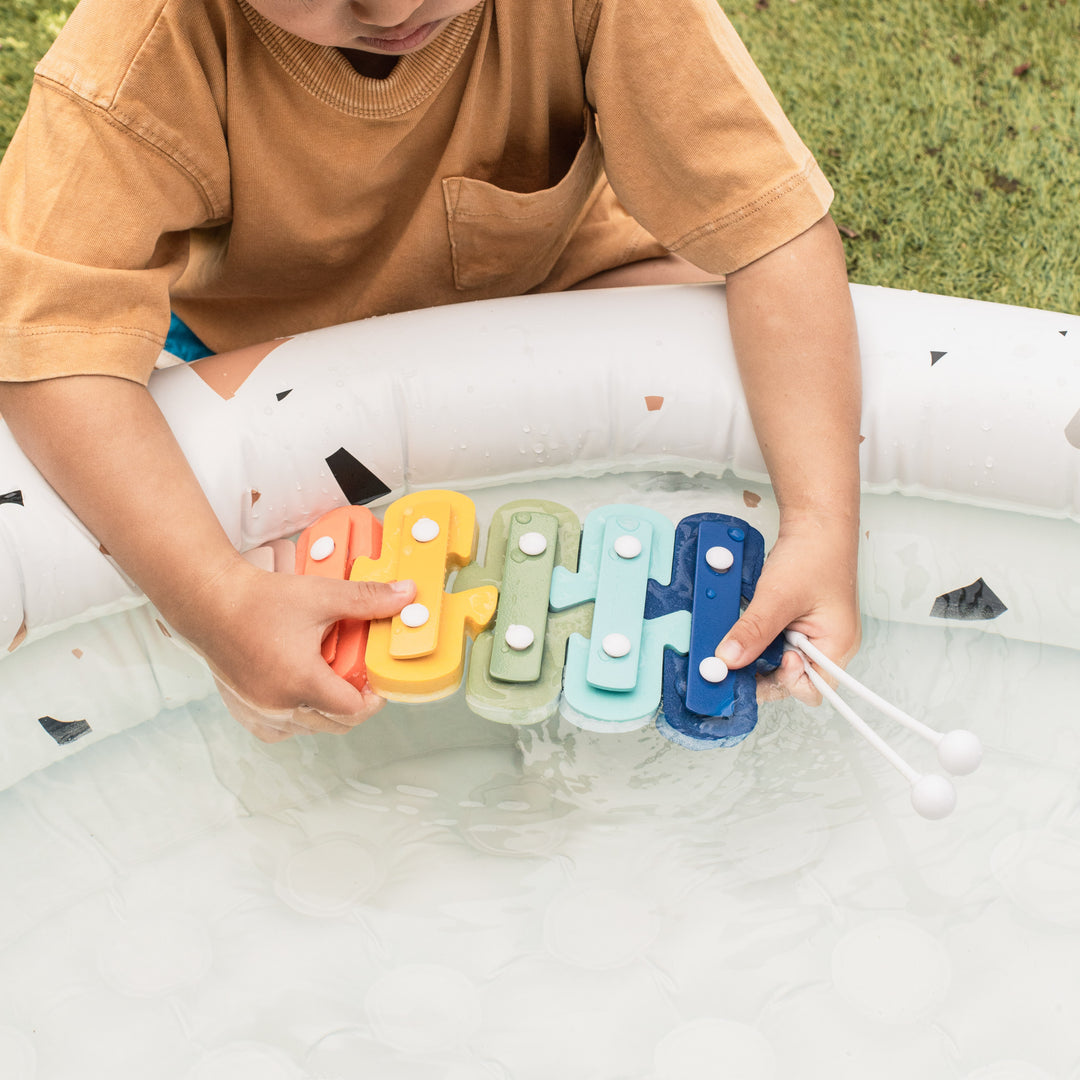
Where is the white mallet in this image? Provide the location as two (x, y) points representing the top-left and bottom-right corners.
(784, 630), (983, 819)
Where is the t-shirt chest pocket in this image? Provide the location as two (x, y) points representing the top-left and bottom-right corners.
(442, 111), (603, 293)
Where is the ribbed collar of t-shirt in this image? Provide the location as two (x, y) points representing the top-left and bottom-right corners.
(236, 0), (485, 118)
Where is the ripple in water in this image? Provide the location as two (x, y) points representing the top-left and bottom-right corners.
(184, 1043), (303, 1080)
(365, 964), (482, 1053)
(97, 912), (214, 996)
(516, 713), (747, 816)
(653, 1019), (777, 1080)
(991, 828), (1080, 928)
(543, 885), (661, 970)
(275, 835), (386, 917)
(0, 1028), (35, 1080)
(830, 918), (952, 1024)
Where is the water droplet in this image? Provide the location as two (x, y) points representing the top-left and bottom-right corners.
(985, 457), (994, 468)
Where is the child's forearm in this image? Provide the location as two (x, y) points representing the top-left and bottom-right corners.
(0, 375), (248, 638)
(0, 374), (415, 738)
(717, 214), (862, 694)
(724, 214), (861, 532)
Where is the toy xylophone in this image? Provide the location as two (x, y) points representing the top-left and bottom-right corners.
(294, 490), (783, 750)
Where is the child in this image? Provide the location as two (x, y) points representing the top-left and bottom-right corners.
(0, 0), (861, 740)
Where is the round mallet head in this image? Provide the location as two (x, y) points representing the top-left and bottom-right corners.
(910, 774), (957, 820)
(936, 729), (983, 776)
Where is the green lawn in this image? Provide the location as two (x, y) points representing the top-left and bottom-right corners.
(724, 0), (1080, 313)
(0, 0), (75, 143)
(2, 0), (1078, 312)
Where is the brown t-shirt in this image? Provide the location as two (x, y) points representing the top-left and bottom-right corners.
(0, 0), (832, 383)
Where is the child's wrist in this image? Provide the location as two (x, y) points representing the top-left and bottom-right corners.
(154, 549), (258, 645)
(774, 507), (860, 573)
(777, 503), (860, 537)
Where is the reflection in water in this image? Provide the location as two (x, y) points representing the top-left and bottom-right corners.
(0, 615), (1078, 1079)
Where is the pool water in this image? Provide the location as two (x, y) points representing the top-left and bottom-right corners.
(0, 478), (1078, 1079)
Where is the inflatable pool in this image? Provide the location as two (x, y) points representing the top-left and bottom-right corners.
(1, 283), (1079, 1078)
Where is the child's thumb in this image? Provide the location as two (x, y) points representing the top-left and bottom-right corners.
(338, 577), (417, 621)
(714, 598), (789, 671)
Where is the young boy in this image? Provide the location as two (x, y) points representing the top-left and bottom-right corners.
(0, 0), (861, 741)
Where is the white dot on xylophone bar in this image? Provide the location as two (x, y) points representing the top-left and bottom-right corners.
(614, 534), (642, 559)
(505, 624), (534, 651)
(705, 546), (734, 572)
(400, 603), (430, 628)
(602, 633), (632, 658)
(411, 517), (440, 542)
(698, 656), (729, 683)
(518, 531), (548, 556)
(309, 535), (336, 561)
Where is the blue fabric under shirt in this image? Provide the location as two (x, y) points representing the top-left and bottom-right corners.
(165, 313), (215, 362)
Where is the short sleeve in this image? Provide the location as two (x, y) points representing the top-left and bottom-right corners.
(0, 80), (217, 384)
(583, 0), (833, 274)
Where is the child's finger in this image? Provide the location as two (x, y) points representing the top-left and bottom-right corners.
(214, 667), (388, 738)
(714, 595), (791, 672)
(755, 648), (823, 706)
(212, 676), (301, 740)
(329, 577), (417, 622)
(296, 663), (389, 725)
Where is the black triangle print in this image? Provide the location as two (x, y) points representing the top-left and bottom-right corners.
(276, 389), (293, 401)
(930, 577), (1007, 621)
(930, 351), (947, 366)
(1, 490), (24, 507)
(325, 448), (391, 505)
(38, 716), (92, 745)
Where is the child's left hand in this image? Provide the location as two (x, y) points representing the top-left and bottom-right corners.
(714, 511), (861, 705)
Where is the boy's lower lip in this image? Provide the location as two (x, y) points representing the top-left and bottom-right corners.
(354, 20), (440, 52)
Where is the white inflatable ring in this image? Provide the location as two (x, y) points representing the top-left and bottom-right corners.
(1, 282), (1078, 787)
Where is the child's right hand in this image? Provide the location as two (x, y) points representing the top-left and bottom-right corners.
(176, 561), (416, 742)
(0, 374), (419, 743)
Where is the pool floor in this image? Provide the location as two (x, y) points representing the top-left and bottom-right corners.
(0, 611), (1077, 1080)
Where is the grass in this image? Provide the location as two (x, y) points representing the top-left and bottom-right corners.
(724, 0), (1080, 312)
(2, 0), (1079, 312)
(0, 0), (75, 145)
